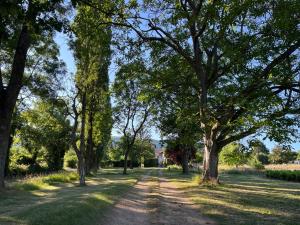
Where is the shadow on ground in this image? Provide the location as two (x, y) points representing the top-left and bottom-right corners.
(166, 170), (300, 225)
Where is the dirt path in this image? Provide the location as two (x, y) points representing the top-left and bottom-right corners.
(100, 170), (156, 225)
(101, 169), (216, 225)
(152, 170), (215, 225)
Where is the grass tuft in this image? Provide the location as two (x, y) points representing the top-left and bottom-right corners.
(42, 172), (79, 184)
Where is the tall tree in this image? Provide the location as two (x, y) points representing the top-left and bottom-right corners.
(165, 140), (196, 174)
(248, 139), (269, 165)
(113, 61), (152, 174)
(0, 0), (67, 188)
(92, 0), (300, 183)
(149, 52), (200, 174)
(269, 146), (297, 164)
(70, 2), (112, 184)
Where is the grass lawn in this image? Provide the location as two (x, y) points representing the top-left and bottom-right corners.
(0, 168), (148, 225)
(165, 168), (300, 225)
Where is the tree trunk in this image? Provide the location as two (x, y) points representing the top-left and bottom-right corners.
(123, 150), (129, 175)
(201, 136), (219, 184)
(182, 147), (189, 174)
(4, 134), (13, 177)
(78, 92), (87, 184)
(85, 109), (94, 174)
(129, 154), (133, 169)
(0, 24), (31, 188)
(94, 144), (103, 171)
(0, 118), (10, 189)
(77, 153), (86, 186)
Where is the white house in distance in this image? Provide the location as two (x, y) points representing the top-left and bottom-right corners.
(152, 140), (166, 167)
(155, 148), (166, 167)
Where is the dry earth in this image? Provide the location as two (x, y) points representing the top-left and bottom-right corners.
(100, 169), (216, 225)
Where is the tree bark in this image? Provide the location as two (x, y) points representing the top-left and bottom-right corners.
(0, 119), (10, 188)
(77, 153), (86, 186)
(129, 152), (133, 169)
(182, 147), (189, 174)
(94, 144), (103, 171)
(123, 150), (129, 175)
(78, 92), (87, 185)
(201, 136), (219, 184)
(0, 24), (31, 188)
(85, 109), (94, 174)
(4, 134), (13, 177)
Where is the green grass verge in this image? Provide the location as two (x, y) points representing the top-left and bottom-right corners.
(0, 168), (147, 225)
(164, 168), (300, 225)
(11, 172), (79, 191)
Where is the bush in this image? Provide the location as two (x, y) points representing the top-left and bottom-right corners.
(253, 163), (265, 170)
(100, 160), (140, 168)
(27, 164), (48, 174)
(8, 163), (28, 177)
(144, 158), (158, 167)
(256, 153), (269, 165)
(248, 157), (265, 170)
(64, 150), (78, 168)
(266, 170), (300, 182)
(8, 162), (48, 177)
(16, 155), (36, 165)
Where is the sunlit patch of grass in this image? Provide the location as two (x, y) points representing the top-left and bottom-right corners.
(41, 171), (78, 184)
(168, 171), (300, 225)
(191, 174), (201, 184)
(11, 171), (78, 191)
(0, 168), (146, 225)
(13, 178), (55, 191)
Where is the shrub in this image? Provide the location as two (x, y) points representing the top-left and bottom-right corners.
(8, 161), (48, 177)
(8, 163), (28, 177)
(27, 164), (48, 174)
(248, 157), (265, 170)
(144, 158), (158, 167)
(256, 153), (269, 165)
(64, 150), (78, 168)
(100, 160), (140, 168)
(266, 170), (300, 182)
(253, 163), (265, 170)
(16, 155), (36, 165)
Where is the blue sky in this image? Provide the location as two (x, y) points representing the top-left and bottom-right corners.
(54, 32), (300, 152)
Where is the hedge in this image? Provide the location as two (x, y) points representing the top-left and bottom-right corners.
(144, 158), (158, 167)
(101, 158), (158, 168)
(101, 160), (140, 168)
(266, 170), (300, 182)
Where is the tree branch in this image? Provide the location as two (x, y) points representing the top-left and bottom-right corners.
(219, 126), (258, 148)
(261, 41), (300, 79)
